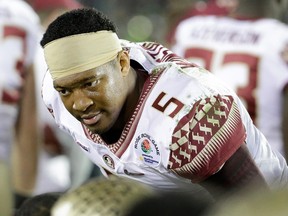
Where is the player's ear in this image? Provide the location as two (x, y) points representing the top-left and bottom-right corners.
(118, 50), (130, 76)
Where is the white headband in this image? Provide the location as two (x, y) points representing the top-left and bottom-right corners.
(43, 31), (122, 80)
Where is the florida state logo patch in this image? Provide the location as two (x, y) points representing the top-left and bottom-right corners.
(103, 154), (115, 169)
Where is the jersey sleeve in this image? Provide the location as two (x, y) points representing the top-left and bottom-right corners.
(168, 94), (246, 183)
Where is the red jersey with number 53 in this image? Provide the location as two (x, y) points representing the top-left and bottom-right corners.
(172, 16), (288, 156)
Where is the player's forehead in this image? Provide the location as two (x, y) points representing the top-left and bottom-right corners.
(53, 69), (97, 88)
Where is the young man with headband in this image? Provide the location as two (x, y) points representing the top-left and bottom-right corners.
(40, 8), (288, 200)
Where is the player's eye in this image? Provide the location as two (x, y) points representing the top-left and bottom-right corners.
(57, 89), (70, 96)
(85, 80), (99, 88)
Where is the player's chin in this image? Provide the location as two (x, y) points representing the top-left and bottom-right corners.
(86, 124), (107, 135)
(85, 116), (115, 135)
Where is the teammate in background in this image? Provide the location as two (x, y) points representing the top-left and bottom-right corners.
(28, 0), (99, 196)
(0, 0), (40, 215)
(171, 0), (288, 159)
(40, 8), (288, 202)
(29, 0), (81, 30)
(166, 0), (238, 47)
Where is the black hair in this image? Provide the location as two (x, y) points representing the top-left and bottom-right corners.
(15, 192), (62, 216)
(40, 8), (117, 47)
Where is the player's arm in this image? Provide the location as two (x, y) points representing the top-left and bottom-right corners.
(199, 143), (268, 199)
(169, 94), (268, 200)
(282, 84), (288, 159)
(12, 64), (39, 203)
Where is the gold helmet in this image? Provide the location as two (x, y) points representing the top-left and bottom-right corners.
(51, 176), (155, 216)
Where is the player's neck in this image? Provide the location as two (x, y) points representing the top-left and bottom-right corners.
(101, 67), (148, 144)
(121, 67), (145, 118)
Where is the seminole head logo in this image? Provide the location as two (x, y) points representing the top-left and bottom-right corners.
(141, 139), (152, 154)
(103, 154), (115, 169)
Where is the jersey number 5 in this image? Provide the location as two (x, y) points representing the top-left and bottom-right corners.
(152, 92), (184, 118)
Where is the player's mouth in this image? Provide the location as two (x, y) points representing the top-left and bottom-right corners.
(81, 112), (101, 125)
